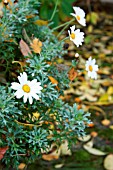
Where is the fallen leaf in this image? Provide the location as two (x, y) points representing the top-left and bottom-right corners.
(104, 154), (113, 170)
(60, 140), (72, 156)
(48, 76), (58, 85)
(0, 146), (8, 160)
(101, 119), (110, 126)
(91, 131), (98, 137)
(19, 39), (32, 57)
(54, 164), (64, 169)
(85, 140), (94, 148)
(109, 125), (113, 130)
(99, 93), (109, 102)
(88, 123), (95, 128)
(18, 163), (26, 170)
(68, 67), (77, 81)
(107, 86), (113, 95)
(42, 148), (61, 161)
(83, 145), (107, 156)
(30, 38), (42, 54)
(78, 135), (91, 142)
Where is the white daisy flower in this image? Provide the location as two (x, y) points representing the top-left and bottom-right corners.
(11, 72), (43, 104)
(71, 7), (86, 26)
(85, 57), (99, 79)
(68, 25), (84, 47)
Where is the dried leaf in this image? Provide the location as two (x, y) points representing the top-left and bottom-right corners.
(19, 39), (32, 57)
(83, 145), (107, 156)
(18, 163), (26, 170)
(99, 93), (109, 102)
(60, 140), (72, 156)
(101, 119), (110, 126)
(104, 154), (113, 170)
(68, 67), (77, 81)
(54, 164), (64, 169)
(78, 135), (91, 142)
(109, 125), (113, 130)
(42, 148), (61, 161)
(88, 123), (95, 128)
(30, 38), (42, 54)
(90, 131), (98, 137)
(12, 60), (26, 67)
(86, 140), (94, 148)
(0, 146), (8, 160)
(48, 76), (58, 85)
(107, 86), (113, 95)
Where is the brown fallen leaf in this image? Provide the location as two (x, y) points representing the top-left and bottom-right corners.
(42, 148), (61, 161)
(68, 67), (78, 81)
(0, 146), (8, 160)
(91, 131), (98, 137)
(19, 39), (32, 57)
(30, 38), (42, 54)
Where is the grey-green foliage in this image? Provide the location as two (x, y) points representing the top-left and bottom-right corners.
(0, 0), (91, 169)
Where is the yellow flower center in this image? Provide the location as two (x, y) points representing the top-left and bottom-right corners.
(76, 15), (80, 20)
(70, 33), (75, 39)
(89, 65), (93, 72)
(22, 84), (30, 93)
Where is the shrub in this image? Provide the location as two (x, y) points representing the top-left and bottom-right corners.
(0, 0), (93, 169)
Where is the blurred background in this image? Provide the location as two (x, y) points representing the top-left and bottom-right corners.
(27, 0), (113, 169)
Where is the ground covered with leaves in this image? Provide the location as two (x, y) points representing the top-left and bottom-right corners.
(25, 3), (113, 170)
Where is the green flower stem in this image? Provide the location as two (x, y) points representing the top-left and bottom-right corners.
(49, 0), (59, 21)
(52, 18), (75, 31)
(60, 36), (69, 43)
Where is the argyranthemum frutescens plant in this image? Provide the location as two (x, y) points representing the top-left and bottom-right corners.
(0, 0), (98, 169)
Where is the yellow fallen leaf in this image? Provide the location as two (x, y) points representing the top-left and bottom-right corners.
(104, 154), (113, 170)
(101, 119), (110, 126)
(107, 86), (113, 95)
(30, 38), (42, 54)
(18, 163), (26, 170)
(109, 125), (113, 130)
(99, 93), (109, 102)
(48, 76), (58, 85)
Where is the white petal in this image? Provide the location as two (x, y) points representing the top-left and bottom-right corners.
(14, 90), (24, 99)
(70, 13), (76, 18)
(29, 95), (33, 104)
(70, 25), (75, 32)
(18, 72), (28, 84)
(32, 93), (39, 100)
(73, 7), (85, 18)
(23, 94), (28, 103)
(94, 65), (98, 71)
(11, 82), (21, 90)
